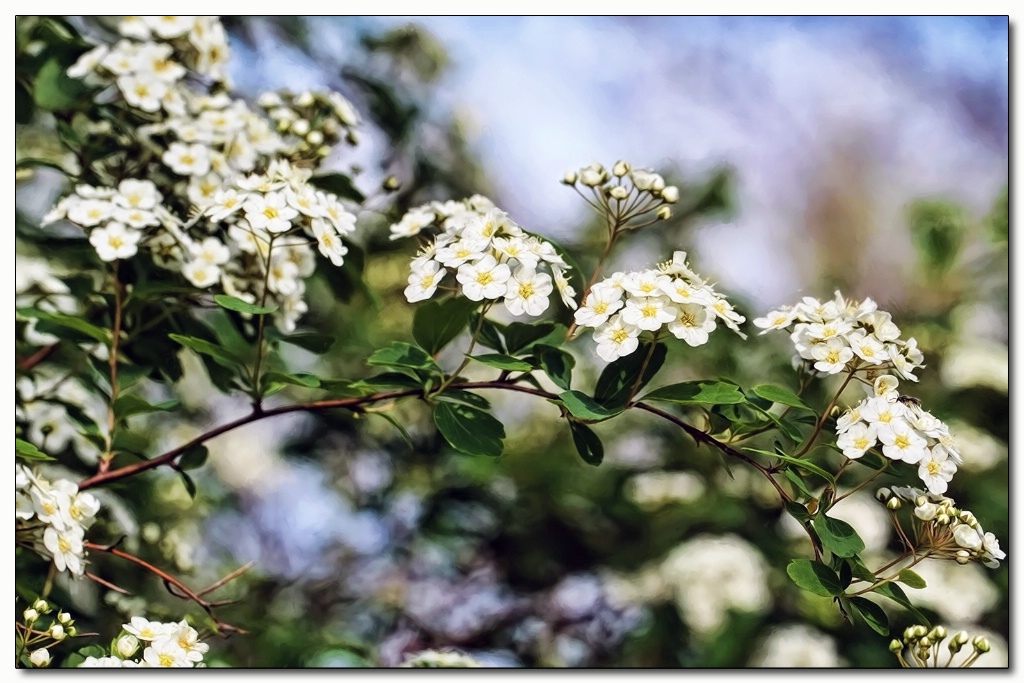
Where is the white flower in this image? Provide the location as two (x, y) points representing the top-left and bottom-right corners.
(133, 43), (186, 82)
(667, 303), (717, 346)
(67, 491), (101, 528)
(267, 257), (300, 295)
(872, 375), (900, 398)
(835, 405), (863, 434)
(953, 524), (983, 551)
(43, 525), (85, 575)
(810, 338), (853, 374)
(982, 532), (1006, 568)
(115, 634), (140, 659)
(593, 316), (640, 362)
(622, 270), (664, 298)
(708, 298), (747, 337)
(321, 195), (356, 234)
(89, 222), (142, 262)
(552, 267), (578, 310)
(67, 44), (109, 79)
(836, 422), (877, 459)
(753, 308), (796, 333)
(190, 238), (231, 266)
(574, 288), (624, 328)
(390, 207), (435, 240)
(113, 206), (159, 229)
(456, 254), (511, 301)
(163, 142), (212, 176)
(503, 267), (553, 317)
(876, 419), (928, 464)
(630, 168), (664, 191)
(244, 192), (298, 234)
(311, 219), (348, 266)
(914, 501), (938, 521)
(142, 640), (192, 668)
(207, 188), (247, 222)
(117, 74), (169, 112)
(79, 656), (125, 668)
(143, 15), (197, 39)
(404, 260), (445, 303)
(182, 261), (219, 288)
(123, 617), (170, 642)
(859, 395), (906, 425)
(29, 649), (50, 667)
(620, 295), (677, 332)
(67, 199), (114, 227)
(658, 276), (714, 307)
(163, 620), (209, 663)
(578, 162), (608, 187)
(285, 185), (324, 218)
(436, 238), (486, 268)
(917, 445), (957, 495)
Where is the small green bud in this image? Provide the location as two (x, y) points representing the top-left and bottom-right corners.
(887, 497), (902, 510)
(608, 185), (629, 200)
(656, 206), (672, 221)
(889, 639), (904, 653)
(929, 626), (947, 641)
(973, 637), (990, 654)
(23, 608), (38, 623)
(612, 161), (630, 177)
(382, 175), (401, 192)
(875, 487), (892, 502)
(32, 598), (49, 613)
(562, 171), (577, 185)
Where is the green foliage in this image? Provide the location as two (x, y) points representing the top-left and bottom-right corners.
(568, 422), (604, 466)
(594, 342), (667, 408)
(433, 401), (505, 457)
(412, 297), (477, 354)
(813, 513), (866, 558)
(786, 559), (843, 597)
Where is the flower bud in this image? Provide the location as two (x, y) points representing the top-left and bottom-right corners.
(33, 598), (49, 613)
(953, 524), (982, 550)
(929, 626), (947, 641)
(914, 502), (938, 521)
(292, 119), (311, 136)
(886, 497), (901, 510)
(257, 92), (283, 108)
(947, 637), (965, 654)
(57, 611), (72, 625)
(345, 130), (359, 146)
(973, 636), (990, 654)
(561, 171), (578, 185)
(67, 626), (78, 637)
(307, 130), (324, 146)
(382, 175), (401, 192)
(875, 487), (892, 503)
(889, 639), (903, 653)
(937, 513), (951, 526)
(29, 648), (50, 667)
(918, 636), (931, 648)
(657, 206), (672, 221)
(295, 91), (315, 107)
(661, 185), (679, 203)
(49, 624), (65, 641)
(115, 634), (140, 658)
(612, 161), (630, 177)
(608, 186), (629, 200)
(318, 145), (332, 158)
(23, 608), (38, 623)
(913, 625), (928, 639)
(579, 164), (607, 187)
(955, 550), (971, 565)
(903, 626), (918, 642)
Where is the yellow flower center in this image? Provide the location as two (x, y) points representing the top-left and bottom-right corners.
(593, 302), (607, 314)
(878, 410), (893, 423)
(773, 316), (787, 326)
(927, 462), (941, 475)
(420, 274), (434, 288)
(854, 437), (869, 450)
(611, 329), (629, 344)
(476, 272), (493, 286)
(641, 304), (658, 318)
(181, 154), (195, 166)
(518, 283), (534, 299)
(58, 538), (70, 553)
(159, 654), (175, 667)
(894, 435), (910, 449)
(639, 283), (656, 293)
(262, 206), (278, 220)
(679, 312), (697, 327)
(825, 350), (840, 363)
(109, 236), (124, 249)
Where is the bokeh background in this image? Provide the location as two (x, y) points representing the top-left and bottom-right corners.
(16, 16), (1008, 667)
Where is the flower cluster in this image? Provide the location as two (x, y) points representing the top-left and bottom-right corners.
(258, 89), (361, 162)
(574, 251), (746, 362)
(16, 465), (100, 576)
(68, 16), (231, 109)
(889, 624), (992, 668)
(563, 161), (679, 220)
(21, 599), (80, 668)
(836, 375), (960, 494)
(391, 196), (577, 316)
(880, 486), (1006, 569)
(754, 291), (925, 380)
(17, 373), (105, 465)
(78, 616), (209, 668)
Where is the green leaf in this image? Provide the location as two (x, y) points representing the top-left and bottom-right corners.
(813, 514), (866, 558)
(560, 390), (621, 422)
(33, 58), (87, 111)
(846, 555), (877, 583)
(474, 316), (506, 353)
(263, 372), (321, 389)
(180, 471), (197, 499)
(745, 402), (804, 442)
(744, 448), (836, 485)
(503, 321), (567, 354)
(369, 412), (414, 450)
(783, 468), (814, 498)
(309, 173), (366, 203)
(468, 354), (534, 372)
(350, 372), (423, 392)
(847, 596), (889, 636)
(533, 344), (574, 391)
(213, 294), (277, 315)
(366, 342), (440, 374)
(751, 384), (813, 411)
(168, 334), (243, 370)
(412, 297), (477, 355)
(898, 569), (927, 589)
(112, 394), (180, 420)
(786, 559), (843, 597)
(16, 438), (53, 461)
(435, 389), (490, 410)
(873, 582), (930, 625)
(595, 342), (667, 408)
(642, 380), (746, 406)
(569, 422), (603, 466)
(433, 402), (505, 457)
(178, 445), (209, 471)
(278, 333), (335, 354)
(111, 430), (148, 455)
(784, 500), (811, 523)
(18, 307), (110, 343)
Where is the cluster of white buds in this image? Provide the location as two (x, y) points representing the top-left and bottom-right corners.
(16, 465), (100, 576)
(68, 17), (231, 112)
(78, 616), (209, 668)
(837, 375), (960, 494)
(258, 89), (360, 161)
(574, 251), (746, 362)
(17, 374), (106, 464)
(878, 486), (1006, 569)
(563, 161), (679, 222)
(391, 196), (577, 316)
(890, 624), (991, 668)
(399, 649), (482, 668)
(22, 600), (80, 667)
(754, 291), (925, 380)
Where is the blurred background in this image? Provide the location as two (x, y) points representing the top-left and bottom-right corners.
(16, 16), (1008, 667)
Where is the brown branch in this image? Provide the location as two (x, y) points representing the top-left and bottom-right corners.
(83, 541), (247, 636)
(85, 571), (133, 595)
(18, 343), (59, 372)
